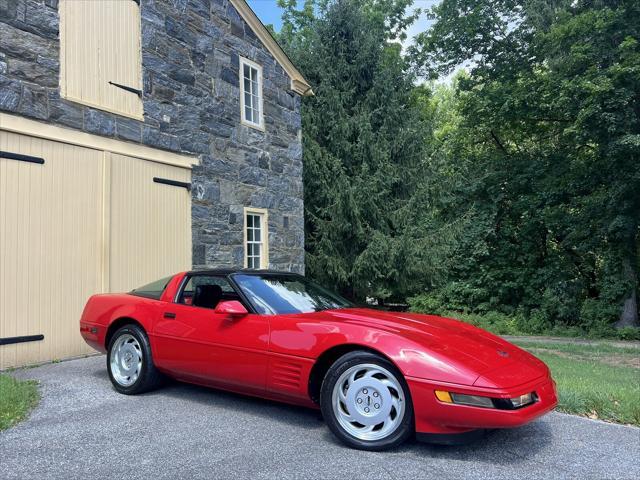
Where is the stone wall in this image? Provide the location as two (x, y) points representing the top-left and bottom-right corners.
(0, 0), (304, 273)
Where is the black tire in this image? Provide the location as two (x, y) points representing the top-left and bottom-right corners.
(320, 351), (414, 451)
(106, 324), (163, 395)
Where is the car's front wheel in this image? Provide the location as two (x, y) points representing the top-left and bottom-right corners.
(107, 324), (162, 395)
(320, 351), (414, 450)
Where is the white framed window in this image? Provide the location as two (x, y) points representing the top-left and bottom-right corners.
(239, 57), (264, 130)
(244, 207), (269, 269)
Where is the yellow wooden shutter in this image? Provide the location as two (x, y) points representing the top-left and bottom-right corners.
(60, 0), (143, 120)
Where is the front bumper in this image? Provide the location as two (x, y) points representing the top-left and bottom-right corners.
(407, 375), (557, 435)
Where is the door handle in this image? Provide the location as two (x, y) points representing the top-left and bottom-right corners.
(163, 312), (176, 319)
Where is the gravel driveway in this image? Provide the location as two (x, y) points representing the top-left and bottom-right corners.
(1, 356), (638, 480)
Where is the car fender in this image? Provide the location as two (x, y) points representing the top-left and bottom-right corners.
(268, 316), (480, 386)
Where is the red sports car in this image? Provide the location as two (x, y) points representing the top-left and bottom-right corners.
(80, 270), (557, 450)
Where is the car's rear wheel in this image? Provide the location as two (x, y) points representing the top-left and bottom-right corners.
(107, 324), (162, 395)
(320, 351), (414, 451)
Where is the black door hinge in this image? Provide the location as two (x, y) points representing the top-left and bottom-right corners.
(108, 81), (143, 97)
(153, 177), (192, 191)
(0, 334), (45, 346)
(0, 151), (45, 164)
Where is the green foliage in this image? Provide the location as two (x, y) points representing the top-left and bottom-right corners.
(409, 293), (640, 339)
(0, 374), (39, 431)
(616, 327), (640, 341)
(277, 0), (454, 301)
(408, 0), (640, 329)
(276, 0), (639, 332)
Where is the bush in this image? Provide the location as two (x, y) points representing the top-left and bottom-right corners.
(615, 327), (640, 341)
(408, 293), (640, 340)
(407, 292), (447, 316)
(579, 298), (620, 337)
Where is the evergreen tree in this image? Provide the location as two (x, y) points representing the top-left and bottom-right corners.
(277, 0), (448, 302)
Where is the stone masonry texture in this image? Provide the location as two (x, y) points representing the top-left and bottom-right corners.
(0, 0), (304, 273)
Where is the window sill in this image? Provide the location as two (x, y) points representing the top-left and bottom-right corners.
(240, 119), (266, 132)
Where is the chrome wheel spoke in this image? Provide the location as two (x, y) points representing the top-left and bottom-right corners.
(348, 369), (359, 386)
(379, 378), (395, 389)
(339, 386), (348, 403)
(390, 395), (400, 412)
(360, 424), (375, 434)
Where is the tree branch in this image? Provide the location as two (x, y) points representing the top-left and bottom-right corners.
(490, 130), (508, 154)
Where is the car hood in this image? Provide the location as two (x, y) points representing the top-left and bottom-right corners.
(313, 308), (548, 387)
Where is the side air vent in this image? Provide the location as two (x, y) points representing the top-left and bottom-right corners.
(271, 361), (303, 390)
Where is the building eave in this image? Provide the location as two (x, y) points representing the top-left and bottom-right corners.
(229, 0), (314, 97)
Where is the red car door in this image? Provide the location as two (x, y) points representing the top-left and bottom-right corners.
(152, 274), (269, 394)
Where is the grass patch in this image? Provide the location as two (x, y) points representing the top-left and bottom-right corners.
(0, 374), (40, 431)
(513, 341), (640, 426)
(514, 340), (639, 357)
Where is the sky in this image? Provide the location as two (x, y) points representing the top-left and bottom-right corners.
(246, 0), (439, 50)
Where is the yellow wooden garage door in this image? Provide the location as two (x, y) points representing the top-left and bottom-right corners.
(0, 131), (104, 369)
(108, 153), (192, 293)
(0, 135), (192, 369)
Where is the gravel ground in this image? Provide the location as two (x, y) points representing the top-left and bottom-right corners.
(1, 355), (639, 480)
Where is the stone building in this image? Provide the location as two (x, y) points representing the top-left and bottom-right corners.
(0, 0), (312, 368)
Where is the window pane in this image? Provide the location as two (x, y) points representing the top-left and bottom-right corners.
(243, 64), (250, 79)
(245, 105), (252, 123)
(179, 275), (236, 306)
(246, 213), (264, 269)
(244, 78), (251, 96)
(250, 66), (257, 82)
(131, 275), (173, 299)
(233, 274), (354, 315)
(252, 95), (260, 119)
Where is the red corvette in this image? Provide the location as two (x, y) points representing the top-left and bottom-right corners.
(80, 270), (557, 450)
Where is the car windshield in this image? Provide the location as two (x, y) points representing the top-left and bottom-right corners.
(232, 274), (353, 314)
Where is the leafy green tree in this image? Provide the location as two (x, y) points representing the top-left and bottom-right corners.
(276, 0), (450, 302)
(411, 0), (640, 328)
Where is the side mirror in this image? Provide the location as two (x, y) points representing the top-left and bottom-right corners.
(214, 300), (248, 316)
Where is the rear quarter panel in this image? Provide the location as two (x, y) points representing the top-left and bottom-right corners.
(79, 273), (185, 353)
(79, 293), (163, 353)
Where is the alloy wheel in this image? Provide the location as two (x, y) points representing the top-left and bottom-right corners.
(331, 363), (406, 441)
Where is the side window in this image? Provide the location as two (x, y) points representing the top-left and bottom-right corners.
(178, 275), (235, 309)
(130, 276), (173, 300)
(244, 207), (269, 269)
(239, 57), (264, 130)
